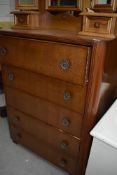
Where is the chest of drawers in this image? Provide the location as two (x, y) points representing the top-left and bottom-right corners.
(0, 29), (116, 175)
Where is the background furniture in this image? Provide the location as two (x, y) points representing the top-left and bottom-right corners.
(86, 99), (117, 175)
(0, 0), (117, 175)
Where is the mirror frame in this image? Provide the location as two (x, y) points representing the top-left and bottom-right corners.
(91, 0), (117, 12)
(47, 0), (82, 12)
(16, 0), (39, 10)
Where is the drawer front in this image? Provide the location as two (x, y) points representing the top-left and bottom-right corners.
(0, 36), (90, 85)
(10, 126), (77, 175)
(85, 16), (112, 34)
(3, 65), (86, 114)
(5, 87), (83, 138)
(16, 14), (28, 26)
(8, 107), (80, 158)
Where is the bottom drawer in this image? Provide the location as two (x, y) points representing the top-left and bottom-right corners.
(10, 126), (77, 175)
(8, 106), (80, 158)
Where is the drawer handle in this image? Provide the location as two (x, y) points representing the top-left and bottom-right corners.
(18, 17), (25, 24)
(12, 116), (20, 124)
(94, 22), (100, 28)
(59, 159), (67, 168)
(8, 73), (14, 81)
(60, 140), (69, 150)
(62, 118), (71, 127)
(64, 91), (71, 101)
(59, 59), (71, 71)
(0, 47), (7, 56)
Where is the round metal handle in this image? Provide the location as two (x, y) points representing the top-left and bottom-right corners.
(60, 140), (69, 150)
(18, 17), (25, 24)
(12, 116), (20, 124)
(8, 73), (14, 81)
(59, 159), (67, 168)
(59, 59), (71, 71)
(62, 118), (71, 128)
(64, 91), (71, 101)
(0, 47), (7, 56)
(94, 22), (100, 28)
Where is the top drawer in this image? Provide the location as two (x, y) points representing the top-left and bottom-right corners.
(0, 36), (90, 85)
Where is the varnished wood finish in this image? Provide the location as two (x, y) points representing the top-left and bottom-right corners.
(10, 126), (77, 175)
(80, 12), (117, 38)
(11, 11), (41, 29)
(83, 16), (112, 34)
(3, 65), (87, 113)
(15, 0), (46, 11)
(16, 0), (39, 11)
(0, 29), (97, 45)
(0, 36), (90, 85)
(77, 41), (107, 175)
(5, 87), (83, 138)
(38, 12), (82, 32)
(8, 107), (80, 158)
(0, 28), (117, 175)
(12, 1), (45, 29)
(91, 0), (117, 12)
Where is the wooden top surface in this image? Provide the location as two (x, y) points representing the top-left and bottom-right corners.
(0, 29), (112, 46)
(80, 12), (117, 17)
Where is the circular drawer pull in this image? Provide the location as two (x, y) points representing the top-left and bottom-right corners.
(59, 59), (71, 70)
(62, 118), (71, 127)
(12, 116), (20, 124)
(64, 91), (71, 101)
(8, 73), (14, 81)
(94, 22), (100, 28)
(0, 47), (7, 56)
(18, 17), (26, 24)
(59, 159), (67, 168)
(60, 140), (69, 150)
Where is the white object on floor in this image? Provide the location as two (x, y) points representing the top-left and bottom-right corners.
(85, 99), (117, 175)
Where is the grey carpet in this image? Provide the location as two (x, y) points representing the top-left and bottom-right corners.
(0, 117), (68, 175)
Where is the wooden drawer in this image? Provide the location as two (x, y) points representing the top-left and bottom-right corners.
(10, 126), (77, 175)
(8, 107), (80, 158)
(84, 16), (112, 34)
(3, 65), (86, 114)
(0, 36), (90, 85)
(5, 87), (83, 138)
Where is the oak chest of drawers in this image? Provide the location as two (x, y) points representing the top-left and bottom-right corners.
(0, 29), (117, 175)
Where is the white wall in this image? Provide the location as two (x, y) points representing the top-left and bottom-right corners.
(0, 0), (15, 21)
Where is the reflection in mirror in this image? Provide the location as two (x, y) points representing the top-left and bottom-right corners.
(96, 0), (111, 4)
(91, 0), (116, 12)
(16, 0), (39, 10)
(51, 0), (78, 6)
(19, 0), (35, 5)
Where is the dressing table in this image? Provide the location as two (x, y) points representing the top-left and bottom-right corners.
(0, 0), (117, 175)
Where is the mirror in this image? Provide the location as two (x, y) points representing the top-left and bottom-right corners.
(47, 0), (82, 14)
(91, 0), (116, 12)
(50, 0), (78, 6)
(19, 0), (35, 5)
(94, 0), (111, 4)
(16, 0), (39, 10)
